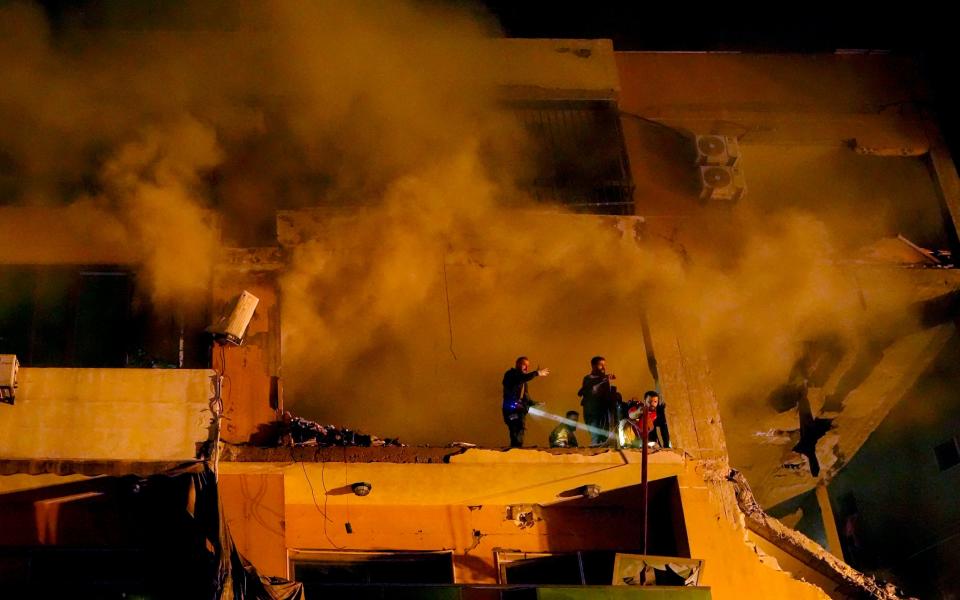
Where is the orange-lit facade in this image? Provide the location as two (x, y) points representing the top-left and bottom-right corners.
(3, 40), (959, 599)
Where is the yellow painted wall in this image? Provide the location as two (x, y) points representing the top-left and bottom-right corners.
(0, 368), (213, 460)
(745, 530), (843, 599)
(220, 450), (682, 583)
(219, 473), (288, 578)
(219, 454), (838, 598)
(676, 464), (831, 600)
(225, 449), (683, 507)
(0, 473), (92, 495)
(281, 501), (660, 584)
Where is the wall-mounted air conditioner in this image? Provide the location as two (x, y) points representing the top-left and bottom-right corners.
(695, 134), (741, 167)
(1, 354), (18, 405)
(699, 165), (746, 203)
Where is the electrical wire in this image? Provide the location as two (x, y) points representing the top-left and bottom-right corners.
(293, 446), (344, 550)
(441, 256), (457, 360)
(320, 452), (345, 549)
(209, 344), (227, 479)
(219, 344), (233, 409)
(342, 445), (351, 527)
(618, 110), (691, 140)
(239, 475), (285, 538)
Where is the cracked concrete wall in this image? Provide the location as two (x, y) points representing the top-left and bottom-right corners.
(615, 51), (959, 514)
(823, 329), (960, 599)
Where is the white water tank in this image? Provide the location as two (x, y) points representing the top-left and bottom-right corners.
(207, 291), (260, 345)
(0, 354), (18, 404)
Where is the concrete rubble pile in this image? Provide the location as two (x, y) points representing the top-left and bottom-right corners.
(284, 415), (402, 448)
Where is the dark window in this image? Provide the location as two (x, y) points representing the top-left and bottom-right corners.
(291, 551), (454, 598)
(502, 552), (614, 585)
(0, 265), (209, 368)
(934, 437), (960, 472)
(510, 100), (634, 215)
(291, 551), (454, 584)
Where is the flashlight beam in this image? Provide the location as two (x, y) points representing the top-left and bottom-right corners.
(527, 406), (613, 439)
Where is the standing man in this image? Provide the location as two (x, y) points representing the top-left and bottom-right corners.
(578, 356), (617, 445)
(502, 356), (550, 447)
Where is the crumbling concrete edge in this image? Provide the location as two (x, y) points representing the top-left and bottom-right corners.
(0, 458), (200, 477)
(728, 469), (910, 600)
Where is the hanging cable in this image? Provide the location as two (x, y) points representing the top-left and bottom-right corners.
(320, 453), (346, 549)
(208, 344), (227, 480)
(442, 254), (458, 360)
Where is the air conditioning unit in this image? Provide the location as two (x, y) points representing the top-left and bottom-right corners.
(206, 290), (260, 345)
(695, 134), (741, 167)
(699, 165), (746, 203)
(1, 354), (18, 405)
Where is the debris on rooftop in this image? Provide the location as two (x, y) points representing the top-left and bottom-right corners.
(249, 413), (402, 448)
(288, 415), (402, 447)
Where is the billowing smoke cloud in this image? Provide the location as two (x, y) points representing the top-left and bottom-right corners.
(0, 0), (513, 304)
(280, 168), (919, 446)
(0, 1), (933, 447)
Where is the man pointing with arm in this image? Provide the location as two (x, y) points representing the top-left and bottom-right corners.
(502, 356), (550, 448)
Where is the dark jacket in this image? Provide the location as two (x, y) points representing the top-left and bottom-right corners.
(653, 402), (671, 447)
(502, 368), (539, 414)
(578, 374), (613, 411)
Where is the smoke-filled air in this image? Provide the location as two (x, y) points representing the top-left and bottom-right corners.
(0, 1), (931, 446)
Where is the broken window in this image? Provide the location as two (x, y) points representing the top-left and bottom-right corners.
(0, 265), (209, 368)
(497, 551), (611, 585)
(934, 436), (960, 472)
(509, 100), (634, 215)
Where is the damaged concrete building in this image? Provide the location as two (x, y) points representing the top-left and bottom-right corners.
(1, 24), (959, 600)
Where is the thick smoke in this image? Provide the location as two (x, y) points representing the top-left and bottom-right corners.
(0, 1), (931, 447)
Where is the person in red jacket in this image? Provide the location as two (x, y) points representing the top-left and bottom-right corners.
(621, 391), (670, 449)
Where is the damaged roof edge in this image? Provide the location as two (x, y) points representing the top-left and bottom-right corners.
(0, 446), (683, 477)
(0, 459), (202, 478)
(729, 470), (909, 600)
(217, 443), (679, 464)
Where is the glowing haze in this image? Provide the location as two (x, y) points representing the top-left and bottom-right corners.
(0, 1), (926, 446)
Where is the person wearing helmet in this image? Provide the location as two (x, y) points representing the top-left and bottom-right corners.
(549, 410), (581, 448)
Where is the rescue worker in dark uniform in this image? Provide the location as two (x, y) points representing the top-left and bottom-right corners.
(578, 356), (617, 445)
(502, 356), (549, 447)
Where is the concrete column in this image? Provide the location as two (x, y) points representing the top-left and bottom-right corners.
(211, 261), (283, 444)
(925, 125), (960, 254)
(646, 310), (728, 463)
(815, 481), (845, 561)
(645, 310), (741, 526)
